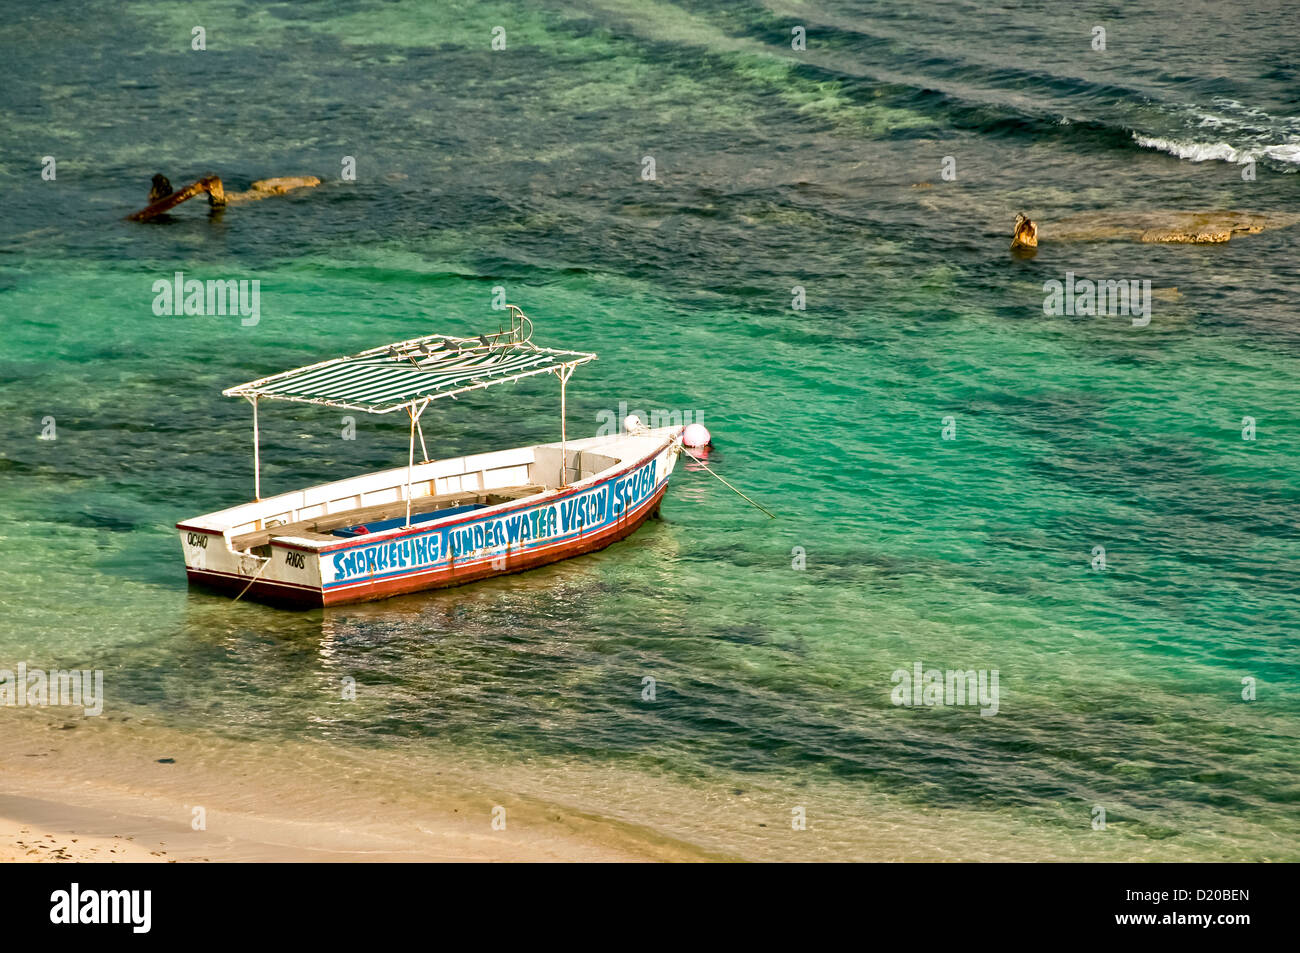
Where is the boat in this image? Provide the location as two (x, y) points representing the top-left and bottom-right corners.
(176, 307), (685, 607)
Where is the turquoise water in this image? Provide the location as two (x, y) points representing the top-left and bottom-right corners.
(2, 0), (1298, 859)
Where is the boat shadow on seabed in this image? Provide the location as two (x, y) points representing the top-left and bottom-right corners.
(179, 518), (686, 632)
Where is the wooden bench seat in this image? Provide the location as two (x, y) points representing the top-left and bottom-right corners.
(231, 484), (545, 550)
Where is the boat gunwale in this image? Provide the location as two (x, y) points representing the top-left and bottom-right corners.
(176, 430), (681, 555)
(293, 430), (677, 554)
(184, 478), (672, 606)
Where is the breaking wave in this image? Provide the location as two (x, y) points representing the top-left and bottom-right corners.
(1131, 99), (1300, 168)
(1134, 134), (1300, 166)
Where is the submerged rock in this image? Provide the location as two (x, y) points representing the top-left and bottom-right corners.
(226, 175), (321, 203)
(1042, 210), (1297, 244)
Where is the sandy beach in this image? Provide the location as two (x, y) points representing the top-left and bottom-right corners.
(0, 707), (714, 863)
(0, 814), (166, 863)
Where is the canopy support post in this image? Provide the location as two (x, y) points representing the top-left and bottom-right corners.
(416, 415), (430, 464)
(558, 364), (575, 488)
(405, 405), (415, 527)
(405, 399), (430, 527)
(246, 395), (261, 501)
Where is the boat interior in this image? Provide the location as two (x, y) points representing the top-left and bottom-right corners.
(189, 432), (671, 554)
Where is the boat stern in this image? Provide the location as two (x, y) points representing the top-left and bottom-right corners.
(176, 522), (326, 606)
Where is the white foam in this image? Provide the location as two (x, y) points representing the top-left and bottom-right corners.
(1133, 134), (1248, 163)
(1133, 133), (1300, 166)
(1263, 142), (1300, 163)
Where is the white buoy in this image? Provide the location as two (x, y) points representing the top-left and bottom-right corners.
(623, 414), (644, 434)
(682, 422), (711, 448)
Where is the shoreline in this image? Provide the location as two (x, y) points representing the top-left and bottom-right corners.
(4, 698), (1290, 863)
(0, 707), (718, 863)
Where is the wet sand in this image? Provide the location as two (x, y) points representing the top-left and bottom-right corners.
(0, 707), (714, 863)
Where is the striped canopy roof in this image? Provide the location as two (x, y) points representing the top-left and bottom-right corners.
(223, 332), (597, 414)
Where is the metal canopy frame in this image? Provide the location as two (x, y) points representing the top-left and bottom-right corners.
(223, 308), (594, 415)
(228, 306), (595, 522)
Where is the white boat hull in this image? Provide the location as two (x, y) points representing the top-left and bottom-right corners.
(177, 428), (683, 607)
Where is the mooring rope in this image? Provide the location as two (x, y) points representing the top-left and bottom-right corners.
(679, 445), (776, 519)
(232, 554), (274, 603)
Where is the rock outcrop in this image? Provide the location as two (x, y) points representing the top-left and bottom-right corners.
(128, 174), (319, 221)
(127, 174), (226, 221)
(1011, 213), (1038, 249)
(226, 176), (322, 203)
(1041, 210), (1296, 244)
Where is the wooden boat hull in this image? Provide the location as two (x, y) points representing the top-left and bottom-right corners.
(179, 428), (681, 608)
